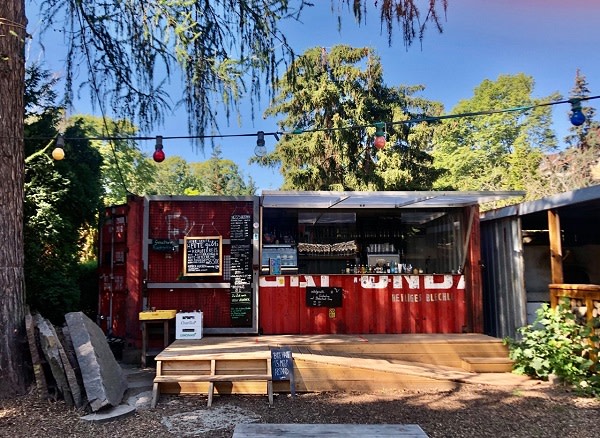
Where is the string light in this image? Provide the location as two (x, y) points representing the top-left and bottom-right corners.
(18, 94), (600, 148)
(374, 122), (386, 149)
(52, 135), (65, 161)
(254, 131), (267, 157)
(569, 99), (586, 126)
(153, 135), (165, 162)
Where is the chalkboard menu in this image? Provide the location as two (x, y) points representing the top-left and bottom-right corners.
(229, 214), (253, 325)
(230, 214), (252, 242)
(183, 236), (222, 276)
(306, 287), (343, 307)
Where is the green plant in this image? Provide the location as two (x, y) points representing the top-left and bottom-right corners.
(504, 300), (600, 396)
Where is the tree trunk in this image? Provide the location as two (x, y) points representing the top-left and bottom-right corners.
(0, 0), (28, 395)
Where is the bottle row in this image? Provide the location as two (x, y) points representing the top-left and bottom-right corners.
(345, 261), (418, 275)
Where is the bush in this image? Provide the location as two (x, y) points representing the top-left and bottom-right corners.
(504, 300), (600, 396)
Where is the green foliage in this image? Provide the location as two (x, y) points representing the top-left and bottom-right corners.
(259, 45), (443, 190)
(147, 155), (199, 195)
(64, 115), (156, 205)
(432, 74), (558, 199)
(24, 65), (103, 325)
(191, 146), (256, 195)
(505, 301), (600, 396)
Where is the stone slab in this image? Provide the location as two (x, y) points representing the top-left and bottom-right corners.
(232, 423), (429, 437)
(80, 404), (136, 423)
(65, 312), (128, 411)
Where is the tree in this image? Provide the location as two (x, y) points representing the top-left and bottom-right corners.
(565, 69), (598, 150)
(0, 0), (28, 395)
(145, 156), (197, 195)
(4, 0), (447, 396)
(64, 115), (156, 205)
(35, 1), (447, 142)
(192, 146), (257, 195)
(532, 70), (600, 196)
(23, 64), (104, 325)
(431, 73), (558, 196)
(258, 45), (443, 190)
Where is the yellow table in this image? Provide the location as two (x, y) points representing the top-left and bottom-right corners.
(139, 310), (177, 368)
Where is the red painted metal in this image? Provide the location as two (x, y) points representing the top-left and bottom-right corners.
(259, 274), (466, 335)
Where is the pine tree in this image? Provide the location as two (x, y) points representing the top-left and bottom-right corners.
(565, 69), (597, 149)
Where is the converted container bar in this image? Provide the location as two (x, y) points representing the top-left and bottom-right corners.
(97, 190), (523, 352)
(257, 191), (522, 335)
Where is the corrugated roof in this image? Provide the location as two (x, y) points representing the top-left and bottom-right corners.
(481, 184), (600, 221)
(261, 190), (524, 209)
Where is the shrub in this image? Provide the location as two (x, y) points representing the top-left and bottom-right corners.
(504, 300), (600, 396)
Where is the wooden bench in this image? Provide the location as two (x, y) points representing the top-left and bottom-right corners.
(151, 357), (273, 408)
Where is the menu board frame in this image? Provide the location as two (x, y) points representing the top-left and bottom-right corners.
(183, 236), (222, 276)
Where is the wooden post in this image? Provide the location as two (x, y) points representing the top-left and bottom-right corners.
(548, 209), (564, 284)
(463, 205), (483, 333)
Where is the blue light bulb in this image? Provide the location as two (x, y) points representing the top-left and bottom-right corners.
(569, 100), (585, 126)
(570, 109), (585, 126)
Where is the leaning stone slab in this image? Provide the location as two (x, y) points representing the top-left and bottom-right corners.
(25, 310), (49, 400)
(52, 324), (84, 408)
(65, 312), (128, 411)
(33, 313), (74, 407)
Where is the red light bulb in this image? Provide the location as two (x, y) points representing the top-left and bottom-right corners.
(153, 147), (165, 162)
(374, 135), (386, 149)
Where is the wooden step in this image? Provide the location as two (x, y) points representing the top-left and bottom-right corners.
(460, 357), (514, 373)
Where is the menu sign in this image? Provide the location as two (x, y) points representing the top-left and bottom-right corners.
(230, 214), (252, 242)
(230, 214), (253, 325)
(183, 236), (222, 276)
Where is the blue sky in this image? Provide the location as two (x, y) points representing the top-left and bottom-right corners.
(26, 1), (600, 192)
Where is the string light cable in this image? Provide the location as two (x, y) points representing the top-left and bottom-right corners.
(16, 94), (600, 157)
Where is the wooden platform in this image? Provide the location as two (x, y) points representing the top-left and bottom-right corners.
(153, 334), (528, 400)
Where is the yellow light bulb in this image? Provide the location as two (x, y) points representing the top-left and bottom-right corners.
(52, 147), (65, 160)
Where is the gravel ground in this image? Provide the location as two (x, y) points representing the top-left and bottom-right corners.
(1, 382), (599, 437)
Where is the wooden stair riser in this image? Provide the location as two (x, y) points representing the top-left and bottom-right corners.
(460, 357), (514, 373)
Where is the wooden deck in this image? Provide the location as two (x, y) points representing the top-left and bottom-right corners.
(153, 334), (530, 400)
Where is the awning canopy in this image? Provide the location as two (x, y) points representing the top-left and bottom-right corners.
(261, 190), (525, 209)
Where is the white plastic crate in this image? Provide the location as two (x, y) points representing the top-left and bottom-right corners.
(176, 311), (203, 339)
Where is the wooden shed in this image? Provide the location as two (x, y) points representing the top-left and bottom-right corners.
(481, 184), (600, 338)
